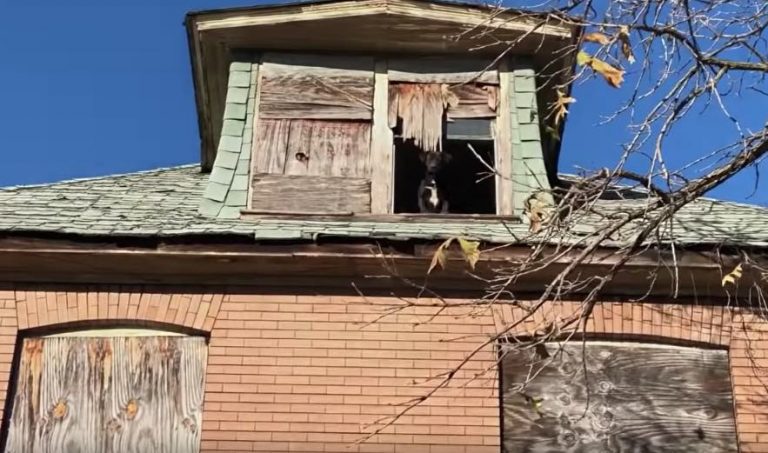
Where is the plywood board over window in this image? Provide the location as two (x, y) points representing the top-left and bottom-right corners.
(250, 53), (375, 214)
(5, 336), (207, 453)
(500, 342), (737, 453)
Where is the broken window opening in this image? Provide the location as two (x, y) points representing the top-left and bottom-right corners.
(389, 81), (499, 215)
(393, 135), (496, 215)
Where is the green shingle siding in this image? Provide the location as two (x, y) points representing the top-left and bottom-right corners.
(508, 59), (551, 215)
(199, 54), (260, 218)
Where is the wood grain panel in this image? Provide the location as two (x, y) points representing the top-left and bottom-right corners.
(501, 342), (737, 453)
(255, 119), (372, 178)
(6, 336), (207, 453)
(259, 53), (374, 120)
(388, 57), (499, 84)
(370, 60), (395, 214)
(447, 84), (498, 119)
(252, 118), (291, 174)
(250, 174), (370, 214)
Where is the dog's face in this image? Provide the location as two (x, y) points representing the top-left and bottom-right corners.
(420, 151), (451, 174)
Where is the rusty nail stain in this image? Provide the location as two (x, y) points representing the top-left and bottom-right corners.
(52, 399), (67, 420)
(125, 399), (139, 420)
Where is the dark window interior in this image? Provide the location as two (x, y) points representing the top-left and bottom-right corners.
(393, 138), (496, 214)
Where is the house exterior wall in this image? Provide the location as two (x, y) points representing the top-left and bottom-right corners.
(0, 287), (765, 452)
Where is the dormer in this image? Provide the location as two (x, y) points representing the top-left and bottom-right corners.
(188, 0), (579, 219)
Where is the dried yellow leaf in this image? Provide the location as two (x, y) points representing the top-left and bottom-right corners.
(525, 193), (553, 233)
(721, 263), (743, 287)
(554, 90), (576, 126)
(428, 238), (453, 274)
(584, 32), (611, 46)
(458, 238), (480, 270)
(619, 26), (635, 64)
(576, 51), (592, 66)
(578, 51), (624, 88)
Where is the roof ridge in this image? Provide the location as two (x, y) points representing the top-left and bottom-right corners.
(0, 164), (201, 191)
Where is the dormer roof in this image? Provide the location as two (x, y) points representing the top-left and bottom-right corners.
(185, 0), (580, 170)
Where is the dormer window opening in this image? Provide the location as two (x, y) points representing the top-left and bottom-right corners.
(388, 70), (499, 215)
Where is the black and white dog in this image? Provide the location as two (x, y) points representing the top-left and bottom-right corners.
(417, 151), (450, 214)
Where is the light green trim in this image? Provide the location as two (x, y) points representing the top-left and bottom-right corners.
(508, 59), (552, 215)
(199, 53), (260, 218)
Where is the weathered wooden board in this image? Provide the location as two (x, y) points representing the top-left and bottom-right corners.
(495, 60), (514, 215)
(287, 120), (371, 177)
(501, 342), (737, 453)
(6, 336), (207, 453)
(253, 119), (372, 177)
(250, 174), (371, 213)
(252, 118), (291, 174)
(370, 60), (395, 214)
(391, 83), (444, 152)
(388, 57), (499, 84)
(447, 84), (498, 119)
(259, 53), (374, 120)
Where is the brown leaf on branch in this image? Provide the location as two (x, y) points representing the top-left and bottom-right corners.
(428, 238), (453, 274)
(584, 32), (611, 46)
(428, 237), (480, 273)
(554, 90), (576, 126)
(458, 238), (480, 270)
(577, 51), (625, 88)
(618, 26), (635, 64)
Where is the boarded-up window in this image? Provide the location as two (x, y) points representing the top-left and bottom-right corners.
(251, 53), (374, 214)
(501, 342), (737, 453)
(6, 335), (207, 453)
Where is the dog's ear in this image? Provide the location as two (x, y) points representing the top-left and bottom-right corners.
(442, 152), (453, 164)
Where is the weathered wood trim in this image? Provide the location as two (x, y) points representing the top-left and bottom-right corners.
(388, 57), (499, 84)
(45, 329), (185, 338)
(258, 53), (374, 120)
(495, 59), (514, 215)
(242, 210), (355, 216)
(193, 0), (573, 38)
(0, 236), (744, 297)
(240, 211), (521, 222)
(246, 58), (263, 211)
(250, 174), (371, 213)
(370, 60), (395, 214)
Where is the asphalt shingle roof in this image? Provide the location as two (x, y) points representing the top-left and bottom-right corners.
(0, 165), (766, 247)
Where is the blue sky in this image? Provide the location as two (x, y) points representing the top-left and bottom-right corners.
(1, 0), (766, 206)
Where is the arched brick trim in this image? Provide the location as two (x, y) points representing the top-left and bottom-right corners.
(13, 288), (223, 333)
(0, 287), (224, 436)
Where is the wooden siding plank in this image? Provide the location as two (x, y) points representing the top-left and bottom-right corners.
(246, 59), (262, 210)
(259, 53), (374, 120)
(250, 174), (370, 213)
(256, 119), (372, 178)
(447, 84), (498, 119)
(501, 342), (737, 452)
(305, 121), (371, 178)
(6, 336), (207, 453)
(370, 60), (395, 214)
(252, 118), (291, 174)
(388, 57), (499, 84)
(495, 60), (514, 215)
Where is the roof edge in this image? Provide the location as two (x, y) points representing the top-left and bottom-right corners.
(0, 164), (200, 192)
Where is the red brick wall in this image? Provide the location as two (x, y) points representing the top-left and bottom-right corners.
(0, 287), (766, 452)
